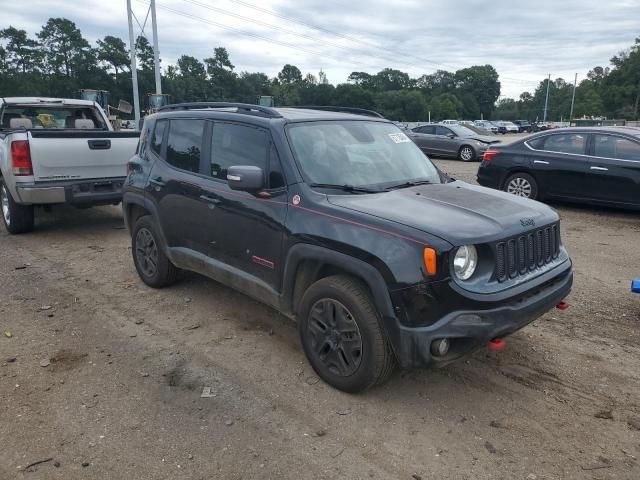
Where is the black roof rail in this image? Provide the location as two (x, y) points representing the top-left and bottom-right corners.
(285, 105), (385, 119)
(156, 102), (282, 118)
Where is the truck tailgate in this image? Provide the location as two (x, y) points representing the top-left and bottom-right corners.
(28, 130), (140, 181)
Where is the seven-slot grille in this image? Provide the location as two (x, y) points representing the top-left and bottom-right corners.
(495, 224), (560, 281)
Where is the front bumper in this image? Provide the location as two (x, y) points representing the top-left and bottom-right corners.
(16, 178), (125, 206)
(385, 263), (573, 368)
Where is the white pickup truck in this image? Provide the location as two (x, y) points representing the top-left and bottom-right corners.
(0, 97), (140, 233)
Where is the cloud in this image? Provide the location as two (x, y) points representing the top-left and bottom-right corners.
(2, 0), (638, 97)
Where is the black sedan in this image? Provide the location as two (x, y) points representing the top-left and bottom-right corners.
(477, 127), (640, 209)
(407, 124), (500, 161)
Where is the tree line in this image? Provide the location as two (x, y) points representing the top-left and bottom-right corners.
(1, 18), (638, 121)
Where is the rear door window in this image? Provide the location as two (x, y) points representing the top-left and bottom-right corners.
(165, 119), (205, 173)
(593, 134), (640, 161)
(209, 123), (268, 181)
(533, 133), (587, 155)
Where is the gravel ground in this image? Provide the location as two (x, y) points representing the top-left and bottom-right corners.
(1, 146), (639, 479)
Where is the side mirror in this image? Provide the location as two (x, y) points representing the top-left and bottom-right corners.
(227, 165), (264, 192)
(447, 134), (456, 139)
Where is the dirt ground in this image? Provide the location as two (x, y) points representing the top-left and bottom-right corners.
(1, 150), (639, 479)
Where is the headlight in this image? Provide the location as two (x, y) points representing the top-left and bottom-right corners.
(453, 245), (478, 280)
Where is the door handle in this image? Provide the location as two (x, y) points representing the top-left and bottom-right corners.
(88, 139), (111, 150)
(590, 166), (608, 171)
(150, 177), (166, 187)
(533, 160), (550, 165)
(199, 194), (221, 204)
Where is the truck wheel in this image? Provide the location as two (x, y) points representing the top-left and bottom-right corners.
(297, 275), (396, 393)
(504, 172), (539, 200)
(0, 179), (34, 234)
(132, 215), (178, 288)
(458, 145), (475, 162)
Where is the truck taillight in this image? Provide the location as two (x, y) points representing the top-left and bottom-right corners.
(482, 149), (500, 162)
(11, 140), (33, 176)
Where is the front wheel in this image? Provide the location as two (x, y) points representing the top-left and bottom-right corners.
(297, 275), (396, 393)
(458, 145), (475, 162)
(503, 172), (539, 200)
(0, 179), (34, 234)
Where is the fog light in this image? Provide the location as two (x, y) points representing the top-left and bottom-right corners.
(430, 338), (450, 357)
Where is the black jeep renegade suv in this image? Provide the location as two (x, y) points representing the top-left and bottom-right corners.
(123, 102), (572, 393)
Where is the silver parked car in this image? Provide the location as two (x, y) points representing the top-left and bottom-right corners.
(407, 123), (501, 161)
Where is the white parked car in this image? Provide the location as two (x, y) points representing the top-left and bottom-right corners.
(495, 121), (519, 133)
(0, 97), (140, 233)
(440, 119), (459, 125)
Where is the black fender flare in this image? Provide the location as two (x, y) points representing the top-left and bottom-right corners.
(122, 191), (171, 256)
(281, 243), (396, 320)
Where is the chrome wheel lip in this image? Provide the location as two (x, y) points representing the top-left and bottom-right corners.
(506, 177), (532, 197)
(1, 185), (10, 226)
(307, 298), (363, 377)
(135, 227), (158, 278)
(460, 147), (474, 161)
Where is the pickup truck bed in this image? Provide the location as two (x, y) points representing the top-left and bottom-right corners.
(0, 97), (141, 233)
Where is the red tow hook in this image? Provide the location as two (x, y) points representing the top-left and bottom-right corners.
(556, 300), (570, 310)
(487, 338), (506, 352)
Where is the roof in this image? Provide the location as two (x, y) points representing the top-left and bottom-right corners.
(0, 97), (97, 107)
(531, 126), (640, 137)
(273, 107), (387, 122)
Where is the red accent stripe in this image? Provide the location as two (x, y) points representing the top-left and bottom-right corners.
(176, 180), (427, 246)
(252, 255), (275, 269)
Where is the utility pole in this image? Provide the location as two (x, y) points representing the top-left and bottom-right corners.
(126, 0), (141, 129)
(543, 73), (551, 122)
(569, 73), (578, 123)
(150, 0), (162, 94)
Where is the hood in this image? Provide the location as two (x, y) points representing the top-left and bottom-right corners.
(465, 134), (501, 144)
(327, 181), (559, 245)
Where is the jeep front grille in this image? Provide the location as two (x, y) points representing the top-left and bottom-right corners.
(494, 224), (560, 282)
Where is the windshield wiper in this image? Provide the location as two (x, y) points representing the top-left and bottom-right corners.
(384, 179), (433, 191)
(308, 183), (381, 194)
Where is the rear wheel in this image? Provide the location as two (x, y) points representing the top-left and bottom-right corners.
(458, 145), (475, 162)
(0, 179), (34, 234)
(298, 275), (396, 393)
(504, 172), (538, 200)
(132, 215), (178, 288)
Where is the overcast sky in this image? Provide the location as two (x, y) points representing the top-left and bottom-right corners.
(2, 0), (638, 97)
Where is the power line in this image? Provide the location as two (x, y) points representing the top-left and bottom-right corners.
(225, 0), (542, 85)
(143, 0), (544, 88)
(138, 0), (400, 72)
(182, 0), (418, 70)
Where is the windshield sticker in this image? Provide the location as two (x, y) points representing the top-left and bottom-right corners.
(388, 132), (411, 144)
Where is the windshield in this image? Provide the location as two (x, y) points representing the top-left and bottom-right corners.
(287, 121), (441, 189)
(450, 125), (484, 136)
(1, 105), (107, 129)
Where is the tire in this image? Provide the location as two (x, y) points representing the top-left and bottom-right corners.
(297, 275), (396, 393)
(458, 145), (475, 162)
(0, 178), (34, 234)
(131, 215), (178, 288)
(503, 172), (539, 200)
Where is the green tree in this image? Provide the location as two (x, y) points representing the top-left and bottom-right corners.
(96, 35), (129, 80)
(375, 90), (427, 121)
(37, 18), (92, 77)
(429, 93), (462, 120)
(333, 84), (374, 109)
(0, 26), (41, 73)
(277, 64), (302, 84)
(454, 65), (500, 118)
(135, 36), (155, 71)
(204, 47), (237, 99)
